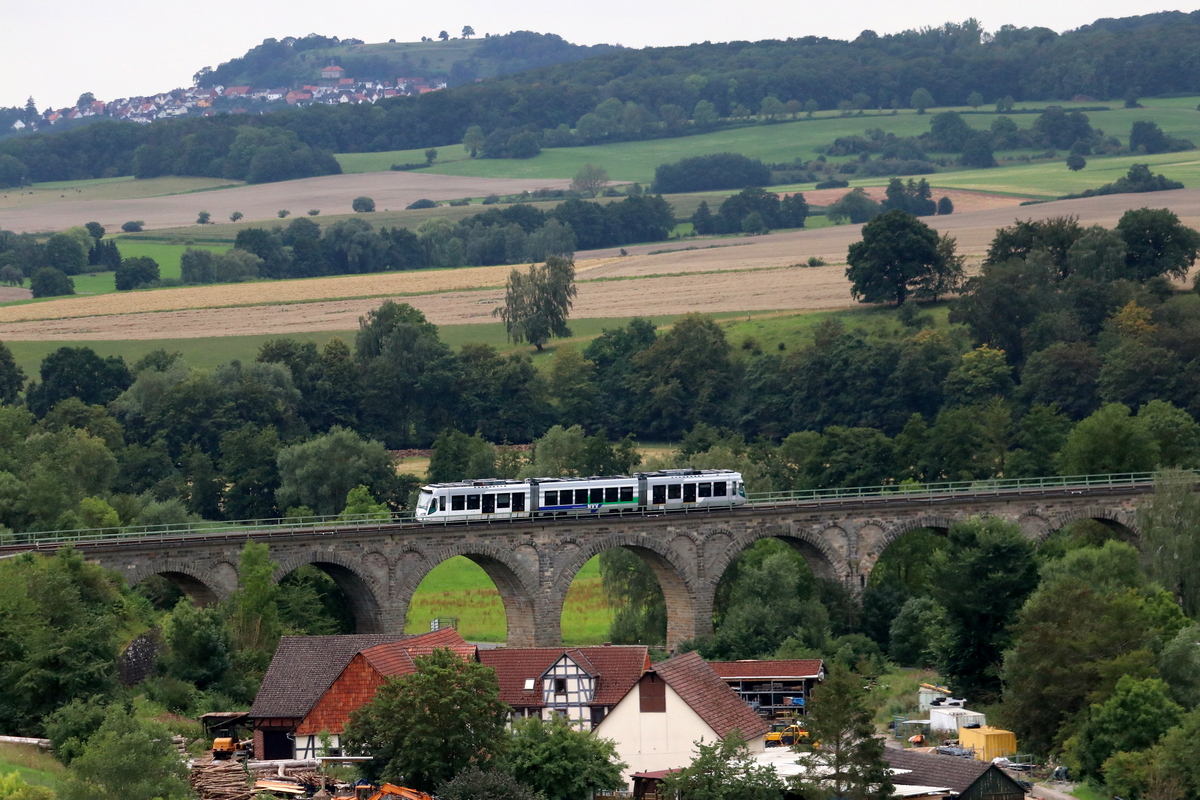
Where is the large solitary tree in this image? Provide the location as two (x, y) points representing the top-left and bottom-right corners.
(495, 255), (577, 350)
(846, 209), (952, 305)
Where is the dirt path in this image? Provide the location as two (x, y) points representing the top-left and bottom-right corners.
(0, 172), (574, 234)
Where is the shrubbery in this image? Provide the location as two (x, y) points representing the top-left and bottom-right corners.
(30, 267), (74, 297)
(653, 153), (772, 193)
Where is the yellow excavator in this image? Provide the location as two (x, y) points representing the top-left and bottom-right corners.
(765, 722), (808, 747)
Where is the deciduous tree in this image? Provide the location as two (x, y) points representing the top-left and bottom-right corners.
(503, 715), (626, 800)
(930, 516), (1038, 703)
(343, 648), (509, 791)
(661, 732), (784, 800)
(495, 255), (577, 351)
(846, 209), (945, 305)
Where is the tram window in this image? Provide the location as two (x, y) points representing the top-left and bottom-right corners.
(698, 482), (712, 497)
(513, 493), (525, 512)
(620, 486), (634, 502)
(668, 484), (682, 500)
(683, 483), (697, 503)
(590, 487), (604, 504)
(545, 491), (558, 506)
(652, 485), (666, 504)
(604, 487), (619, 502)
(713, 481), (727, 497)
(497, 493), (511, 509)
(451, 495), (466, 511)
(467, 494), (481, 510)
(576, 489), (590, 504)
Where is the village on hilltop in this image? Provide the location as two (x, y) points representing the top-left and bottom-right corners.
(12, 64), (448, 132)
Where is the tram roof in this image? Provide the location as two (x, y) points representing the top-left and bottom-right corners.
(421, 469), (740, 490)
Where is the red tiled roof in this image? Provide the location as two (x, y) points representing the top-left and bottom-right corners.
(359, 628), (476, 676)
(708, 659), (824, 680)
(250, 634), (415, 719)
(654, 652), (771, 740)
(479, 645), (649, 708)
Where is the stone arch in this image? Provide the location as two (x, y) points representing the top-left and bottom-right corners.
(274, 550), (387, 634)
(552, 532), (701, 653)
(707, 523), (849, 591)
(859, 514), (958, 582)
(1043, 506), (1141, 544)
(394, 542), (540, 647)
(125, 559), (230, 606)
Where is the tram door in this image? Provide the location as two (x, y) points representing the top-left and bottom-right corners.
(482, 494), (496, 514)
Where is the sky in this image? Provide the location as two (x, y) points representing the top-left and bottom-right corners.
(0, 0), (1193, 109)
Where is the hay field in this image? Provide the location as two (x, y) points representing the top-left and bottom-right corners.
(0, 172), (574, 234)
(0, 175), (242, 211)
(4, 190), (1199, 342)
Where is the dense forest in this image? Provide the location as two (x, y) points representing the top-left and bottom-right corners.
(197, 31), (623, 89)
(7, 10), (1200, 182)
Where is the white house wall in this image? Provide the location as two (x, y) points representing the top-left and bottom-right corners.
(595, 679), (765, 787)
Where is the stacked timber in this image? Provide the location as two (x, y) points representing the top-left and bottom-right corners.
(189, 760), (254, 800)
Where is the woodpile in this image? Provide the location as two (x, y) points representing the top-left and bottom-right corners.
(189, 760), (254, 800)
(190, 760), (337, 800)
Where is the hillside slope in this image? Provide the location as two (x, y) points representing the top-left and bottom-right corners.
(197, 31), (622, 89)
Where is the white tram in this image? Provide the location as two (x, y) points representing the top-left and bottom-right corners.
(414, 468), (747, 522)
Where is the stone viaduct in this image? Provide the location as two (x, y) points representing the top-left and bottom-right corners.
(9, 481), (1150, 651)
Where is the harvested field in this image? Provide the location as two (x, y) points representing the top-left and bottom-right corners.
(0, 287), (31, 302)
(0, 267), (855, 339)
(0, 263), (531, 324)
(0, 176), (242, 211)
(4, 190), (1199, 341)
(0, 172), (573, 234)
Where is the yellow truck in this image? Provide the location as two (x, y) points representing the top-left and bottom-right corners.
(765, 722), (807, 747)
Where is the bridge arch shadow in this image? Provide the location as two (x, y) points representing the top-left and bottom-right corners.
(710, 526), (849, 590)
(859, 515), (956, 581)
(1039, 506), (1141, 545)
(274, 553), (386, 634)
(127, 561), (229, 607)
(395, 543), (540, 647)
(554, 534), (700, 653)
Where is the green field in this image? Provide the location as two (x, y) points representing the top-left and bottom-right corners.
(0, 743), (63, 789)
(902, 151), (1200, 197)
(4, 304), (955, 388)
(405, 555), (613, 643)
(54, 240), (230, 297)
(336, 97), (1200, 194)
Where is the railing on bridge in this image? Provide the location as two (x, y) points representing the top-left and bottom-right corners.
(0, 471), (1167, 550)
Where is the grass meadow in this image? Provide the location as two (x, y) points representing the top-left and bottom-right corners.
(0, 743), (63, 788)
(59, 240), (229, 297)
(405, 555), (613, 643)
(336, 97), (1200, 188)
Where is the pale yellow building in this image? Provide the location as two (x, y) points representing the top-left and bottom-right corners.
(595, 651), (770, 787)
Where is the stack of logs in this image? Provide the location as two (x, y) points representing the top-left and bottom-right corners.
(190, 760), (337, 800)
(190, 761), (254, 800)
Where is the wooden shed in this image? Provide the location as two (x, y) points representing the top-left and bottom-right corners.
(884, 748), (1027, 800)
